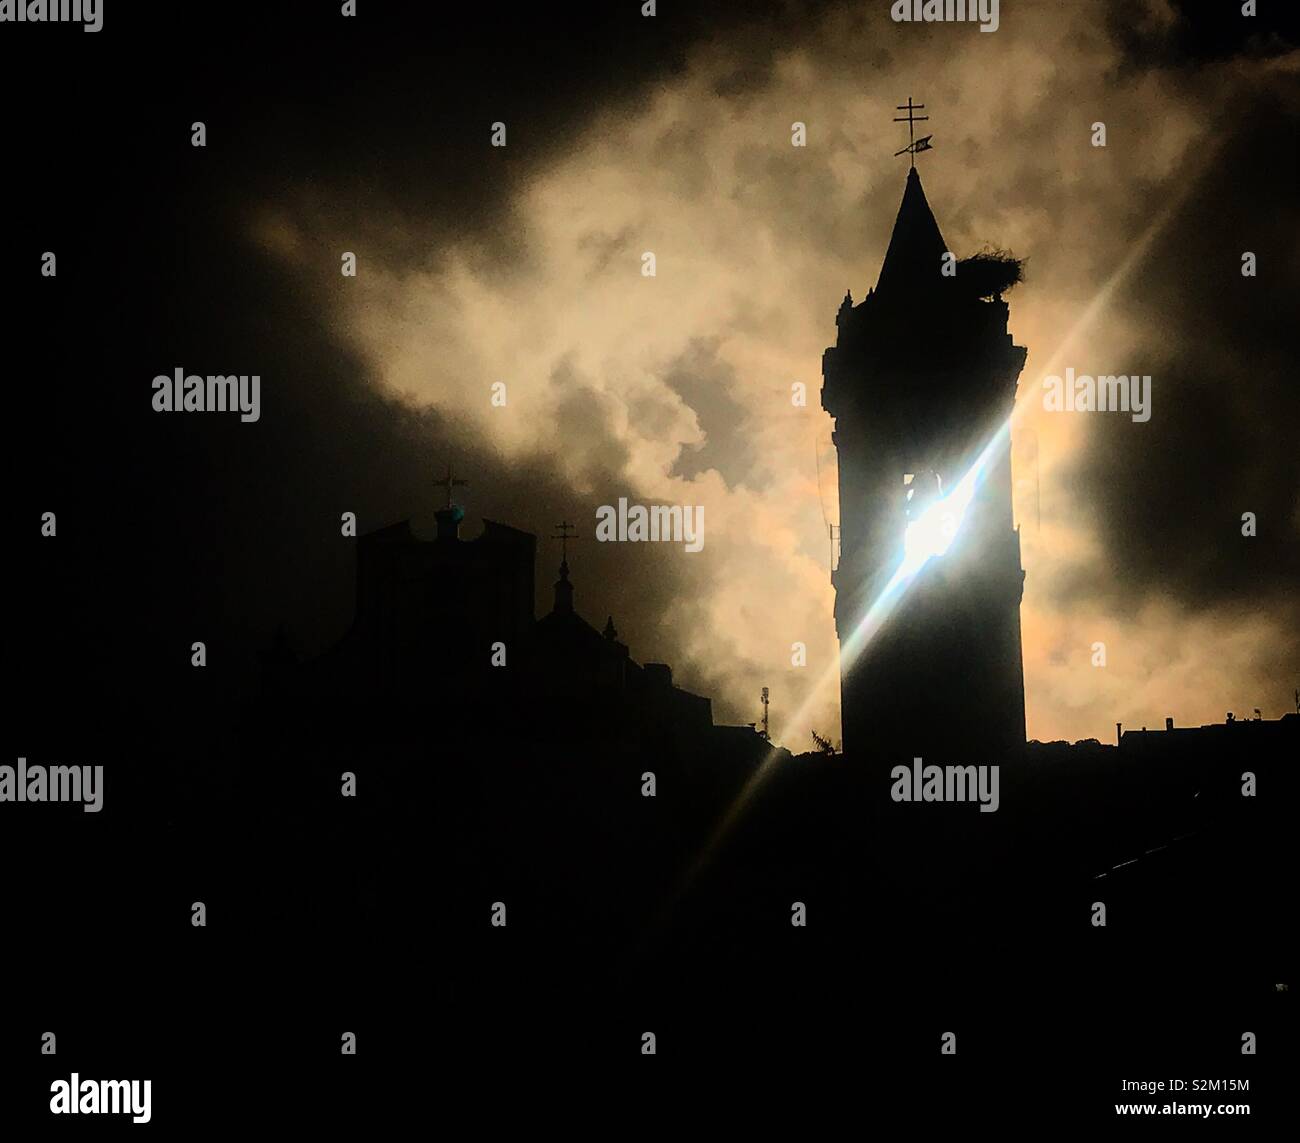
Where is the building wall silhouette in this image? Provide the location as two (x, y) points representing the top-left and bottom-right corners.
(271, 504), (720, 759)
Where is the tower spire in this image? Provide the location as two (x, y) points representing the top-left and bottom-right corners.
(875, 162), (947, 298)
(820, 112), (1028, 764)
(433, 462), (469, 542)
(549, 520), (580, 614)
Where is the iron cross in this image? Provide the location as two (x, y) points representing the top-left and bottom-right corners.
(551, 520), (580, 562)
(437, 463), (469, 509)
(893, 97), (931, 167)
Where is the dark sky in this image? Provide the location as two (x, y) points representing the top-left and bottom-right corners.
(6, 0), (1297, 746)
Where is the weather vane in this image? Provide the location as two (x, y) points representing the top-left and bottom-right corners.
(893, 97), (933, 168)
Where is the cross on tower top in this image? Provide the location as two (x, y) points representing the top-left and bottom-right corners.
(893, 97), (933, 168)
(437, 463), (469, 509)
(551, 520), (580, 564)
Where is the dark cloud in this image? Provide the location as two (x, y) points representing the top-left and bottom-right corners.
(548, 358), (634, 487)
(665, 338), (766, 489)
(1059, 97), (1300, 642)
(578, 225), (637, 280)
(1107, 0), (1298, 67)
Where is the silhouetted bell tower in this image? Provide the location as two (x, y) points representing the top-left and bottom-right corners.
(822, 156), (1027, 766)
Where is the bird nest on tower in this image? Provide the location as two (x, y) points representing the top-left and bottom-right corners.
(955, 248), (1024, 300)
